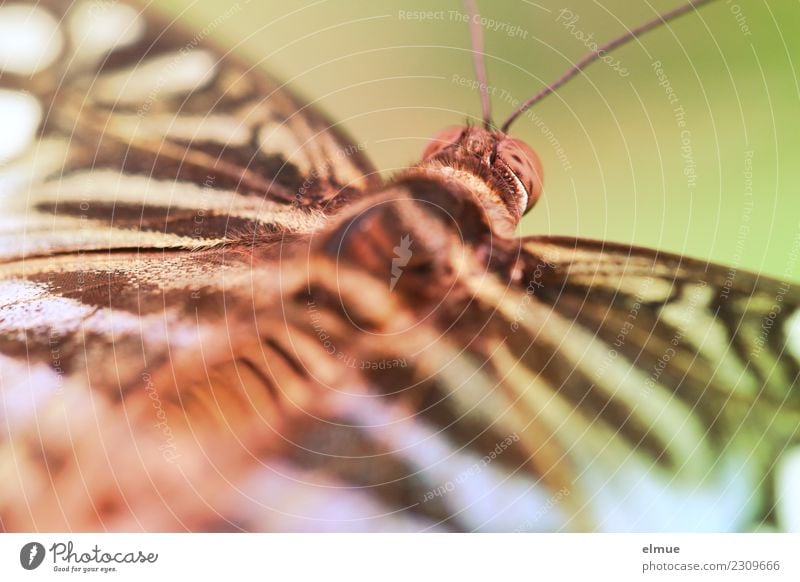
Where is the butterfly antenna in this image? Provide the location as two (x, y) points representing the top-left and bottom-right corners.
(501, 0), (721, 133)
(463, 0), (493, 129)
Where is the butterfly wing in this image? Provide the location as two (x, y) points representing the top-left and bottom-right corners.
(0, 0), (378, 261)
(0, 0), (384, 531)
(275, 180), (800, 532)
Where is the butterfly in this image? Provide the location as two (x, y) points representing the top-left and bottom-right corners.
(0, 0), (798, 533)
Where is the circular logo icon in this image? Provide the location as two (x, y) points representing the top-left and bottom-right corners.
(19, 542), (46, 570)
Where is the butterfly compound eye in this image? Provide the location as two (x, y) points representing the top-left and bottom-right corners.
(422, 126), (467, 160)
(495, 137), (543, 213)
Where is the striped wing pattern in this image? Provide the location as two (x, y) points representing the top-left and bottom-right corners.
(0, 0), (378, 261)
(0, 0), (798, 532)
(0, 0), (381, 531)
(260, 182), (800, 531)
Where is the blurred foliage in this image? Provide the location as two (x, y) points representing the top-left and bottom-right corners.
(162, 0), (800, 279)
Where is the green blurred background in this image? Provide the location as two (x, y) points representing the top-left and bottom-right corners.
(161, 0), (800, 279)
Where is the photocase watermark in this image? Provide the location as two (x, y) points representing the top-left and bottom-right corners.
(19, 540), (158, 574)
(720, 149), (755, 300)
(47, 329), (65, 395)
(556, 9), (630, 77)
(643, 280), (708, 396)
(748, 226), (799, 359)
(20, 542), (46, 570)
(82, 0), (122, 17)
(716, 153), (800, 359)
(306, 299), (406, 370)
(509, 254), (557, 332)
(137, 1), (251, 117)
(188, 174), (217, 301)
(390, 234), (413, 291)
(725, 0), (752, 37)
(750, 281), (793, 359)
(652, 60), (697, 191)
(449, 10), (529, 39)
(420, 433), (520, 503)
(451, 74), (573, 171)
(513, 486), (571, 532)
(294, 142), (367, 207)
(190, 174), (216, 240)
(46, 172), (99, 395)
(336, 355), (408, 370)
(397, 9), (528, 39)
(596, 276), (654, 381)
(396, 9), (447, 22)
(141, 372), (181, 465)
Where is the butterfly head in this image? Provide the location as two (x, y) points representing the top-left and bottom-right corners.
(421, 126), (543, 235)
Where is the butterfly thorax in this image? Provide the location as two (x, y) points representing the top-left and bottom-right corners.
(418, 126), (543, 237)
